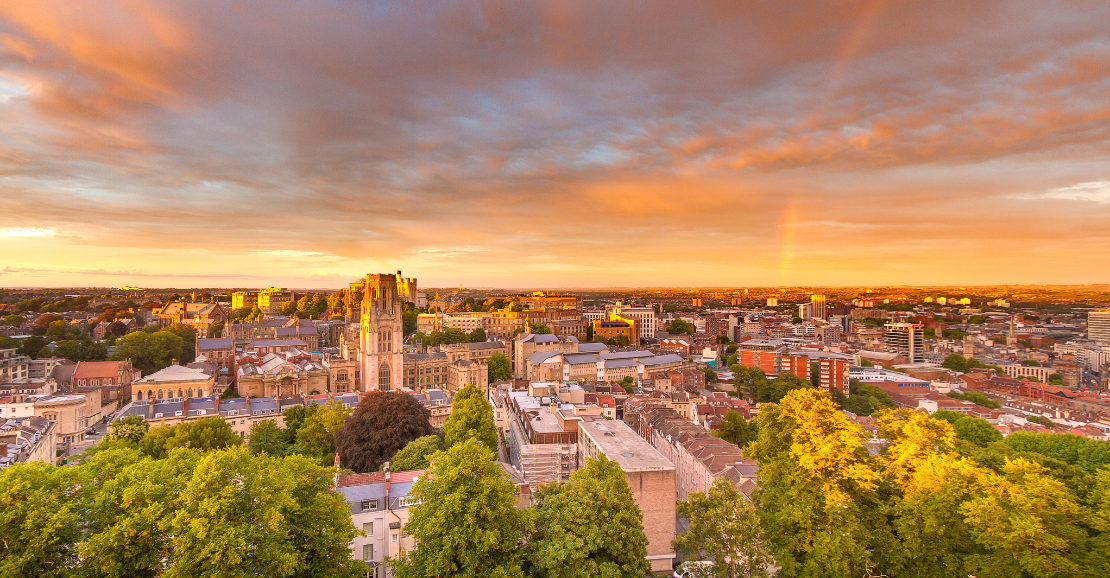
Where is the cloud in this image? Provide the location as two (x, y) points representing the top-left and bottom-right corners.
(0, 1), (1109, 285)
(1013, 181), (1110, 204)
(1, 227), (58, 236)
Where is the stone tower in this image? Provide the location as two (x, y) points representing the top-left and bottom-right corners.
(359, 273), (405, 392)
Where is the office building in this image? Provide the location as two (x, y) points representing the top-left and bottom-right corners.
(1089, 309), (1110, 344)
(885, 323), (925, 364)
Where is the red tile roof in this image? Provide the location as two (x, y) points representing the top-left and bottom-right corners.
(73, 361), (127, 379)
(336, 468), (426, 488)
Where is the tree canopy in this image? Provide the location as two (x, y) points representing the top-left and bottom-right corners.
(335, 391), (436, 473)
(487, 353), (512, 382)
(444, 384), (500, 453)
(674, 478), (772, 578)
(0, 444), (362, 578)
(388, 435), (445, 472)
(527, 455), (650, 578)
(393, 438), (531, 578)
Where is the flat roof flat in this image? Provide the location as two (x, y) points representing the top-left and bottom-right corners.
(578, 416), (675, 472)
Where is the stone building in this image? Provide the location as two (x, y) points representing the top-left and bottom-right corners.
(359, 273), (405, 392)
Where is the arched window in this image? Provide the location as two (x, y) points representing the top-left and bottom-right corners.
(157, 389), (164, 399)
(148, 389), (154, 400)
(136, 391), (143, 401)
(178, 388), (183, 399)
(187, 388), (193, 399)
(378, 364), (391, 391)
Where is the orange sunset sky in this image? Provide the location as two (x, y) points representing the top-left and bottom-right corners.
(0, 1), (1108, 288)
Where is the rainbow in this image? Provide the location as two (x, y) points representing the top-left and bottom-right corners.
(829, 0), (887, 90)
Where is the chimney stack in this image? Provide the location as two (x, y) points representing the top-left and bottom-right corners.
(383, 461), (392, 497)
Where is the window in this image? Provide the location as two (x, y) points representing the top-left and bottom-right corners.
(361, 499), (378, 511)
(362, 544), (373, 561)
(378, 365), (391, 391)
(391, 533), (398, 543)
(363, 521), (374, 535)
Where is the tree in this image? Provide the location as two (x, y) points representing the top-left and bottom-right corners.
(1, 314), (25, 326)
(289, 400), (352, 465)
(528, 455), (650, 578)
(1022, 359), (1042, 367)
(280, 300), (299, 316)
(17, 335), (46, 359)
(335, 391), (436, 473)
(674, 478), (772, 578)
(1002, 431), (1110, 473)
(961, 458), (1086, 578)
(110, 330), (186, 375)
(78, 445), (199, 578)
(746, 389), (877, 577)
(469, 327), (487, 342)
(249, 419), (291, 457)
(714, 410), (756, 447)
(388, 435), (445, 471)
(443, 384), (499, 453)
(167, 447), (362, 578)
(140, 416), (242, 459)
(530, 322), (551, 335)
(667, 319), (694, 334)
(104, 415), (150, 445)
(487, 353), (511, 382)
(948, 390), (1000, 409)
(942, 353), (970, 372)
(953, 417), (1003, 446)
(165, 323), (197, 363)
(393, 438), (531, 578)
(207, 321), (225, 338)
(702, 367), (718, 384)
(0, 462), (80, 577)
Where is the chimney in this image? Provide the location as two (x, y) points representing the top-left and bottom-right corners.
(383, 461), (392, 498)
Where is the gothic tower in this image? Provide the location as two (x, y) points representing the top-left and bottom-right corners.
(358, 273), (405, 392)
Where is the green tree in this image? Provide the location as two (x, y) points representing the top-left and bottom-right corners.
(165, 323), (197, 363)
(714, 410), (756, 447)
(443, 384), (499, 453)
(1, 314), (25, 326)
(942, 353), (970, 373)
(248, 419), (291, 457)
(17, 335), (46, 359)
(1002, 431), (1110, 473)
(167, 447), (361, 578)
(667, 319), (694, 334)
(78, 446), (200, 578)
(207, 321), (225, 338)
(140, 416), (242, 459)
(335, 391), (436, 473)
(110, 330), (186, 375)
(674, 478), (772, 578)
(746, 389), (877, 577)
(528, 455), (650, 578)
(0, 462), (80, 577)
(954, 417), (1004, 447)
(388, 435), (445, 471)
(469, 327), (487, 342)
(393, 438), (531, 578)
(961, 458), (1086, 578)
(487, 353), (512, 382)
(530, 322), (551, 335)
(280, 300), (299, 316)
(948, 390), (1000, 409)
(103, 415), (150, 445)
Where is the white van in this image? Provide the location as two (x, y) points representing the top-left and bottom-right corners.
(673, 560), (715, 578)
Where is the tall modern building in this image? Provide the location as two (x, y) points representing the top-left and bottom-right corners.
(606, 302), (657, 343)
(885, 322), (924, 363)
(810, 294), (827, 320)
(358, 273), (405, 392)
(1089, 310), (1110, 345)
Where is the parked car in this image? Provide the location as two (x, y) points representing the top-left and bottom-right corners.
(673, 561), (714, 578)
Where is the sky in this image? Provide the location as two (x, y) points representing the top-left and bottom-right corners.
(0, 1), (1108, 289)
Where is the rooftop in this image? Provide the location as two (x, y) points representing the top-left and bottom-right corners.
(578, 416), (675, 472)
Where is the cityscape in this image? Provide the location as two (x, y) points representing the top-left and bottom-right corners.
(2, 1), (1110, 578)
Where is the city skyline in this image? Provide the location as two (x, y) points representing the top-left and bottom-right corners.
(2, 1), (1109, 287)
